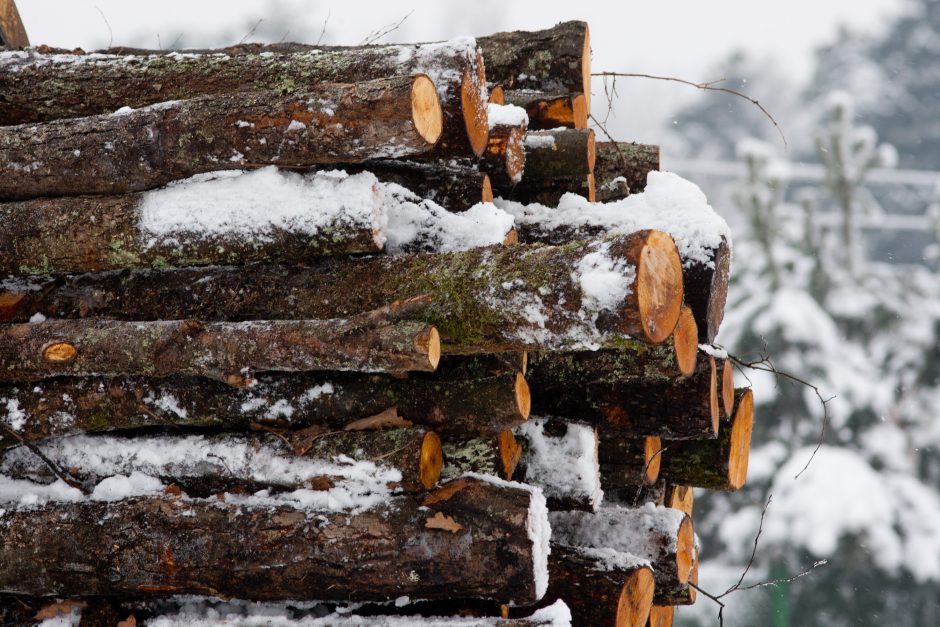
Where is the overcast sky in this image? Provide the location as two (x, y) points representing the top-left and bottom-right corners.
(16, 0), (904, 144)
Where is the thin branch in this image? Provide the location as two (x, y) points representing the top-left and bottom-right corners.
(316, 10), (332, 45)
(719, 496), (772, 598)
(94, 6), (114, 49)
(592, 71), (787, 151)
(238, 18), (264, 45)
(1, 424), (88, 493)
(359, 10), (414, 46)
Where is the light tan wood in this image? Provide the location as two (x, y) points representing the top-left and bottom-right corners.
(582, 25), (592, 110)
(728, 388), (754, 489)
(647, 605), (674, 627)
(616, 566), (655, 627)
(644, 436), (663, 484)
(489, 85), (506, 104)
(0, 0), (29, 47)
(673, 305), (699, 377)
(411, 74), (444, 144)
(424, 328), (442, 370)
(708, 357), (719, 434)
(481, 174), (494, 202)
(675, 516), (695, 586)
(515, 372), (532, 420)
(587, 173), (596, 201)
(572, 93), (588, 129)
(722, 358), (735, 416)
(420, 432), (444, 489)
(636, 231), (684, 344)
(665, 485), (694, 517)
(461, 55), (490, 156)
(499, 430), (523, 479)
(42, 342), (77, 363)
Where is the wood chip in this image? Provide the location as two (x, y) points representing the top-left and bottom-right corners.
(343, 407), (412, 431)
(425, 512), (463, 533)
(35, 599), (87, 620)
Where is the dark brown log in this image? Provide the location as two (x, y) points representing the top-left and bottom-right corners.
(684, 237), (731, 343)
(504, 90), (588, 130)
(0, 428), (443, 495)
(647, 605), (675, 627)
(478, 22), (591, 110)
(2, 232), (683, 350)
(660, 388), (754, 491)
(481, 105), (527, 188)
(343, 159), (492, 211)
(0, 40), (488, 157)
(0, 368), (528, 452)
(594, 142), (661, 202)
(0, 316), (440, 383)
(604, 479), (666, 509)
(664, 485), (694, 517)
(498, 129), (596, 204)
(0, 0), (28, 47)
(528, 353), (718, 439)
(0, 75), (442, 200)
(654, 550), (698, 606)
(0, 477), (547, 603)
(440, 431), (521, 481)
(515, 418), (602, 511)
(599, 435), (662, 488)
(720, 356), (735, 416)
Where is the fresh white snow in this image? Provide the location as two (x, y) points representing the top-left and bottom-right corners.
(487, 103), (529, 128)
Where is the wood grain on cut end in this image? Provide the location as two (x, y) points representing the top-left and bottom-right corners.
(586, 129), (597, 173)
(499, 430), (523, 479)
(420, 432), (444, 489)
(424, 327), (442, 371)
(488, 85), (505, 104)
(572, 93), (588, 129)
(461, 54), (490, 157)
(722, 359), (735, 416)
(42, 342), (77, 364)
(581, 24), (592, 110)
(665, 485), (694, 517)
(481, 174), (494, 202)
(616, 566), (654, 627)
(0, 0), (29, 47)
(411, 74), (444, 145)
(647, 605), (675, 627)
(728, 388), (754, 490)
(688, 555), (699, 603)
(502, 229), (519, 245)
(644, 436), (663, 485)
(587, 173), (596, 202)
(635, 231), (684, 344)
(515, 372), (531, 420)
(675, 515), (695, 585)
(673, 305), (699, 377)
(708, 357), (719, 435)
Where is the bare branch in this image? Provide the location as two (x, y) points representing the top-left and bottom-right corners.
(1, 424), (88, 494)
(316, 10), (331, 45)
(238, 18), (264, 45)
(94, 6), (114, 49)
(360, 10), (415, 46)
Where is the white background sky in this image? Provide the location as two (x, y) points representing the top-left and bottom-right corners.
(16, 0), (905, 144)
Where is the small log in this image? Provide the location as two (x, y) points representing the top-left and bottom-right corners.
(599, 435), (663, 488)
(343, 159), (493, 211)
(504, 90), (588, 130)
(481, 104), (527, 188)
(440, 431), (522, 481)
(0, 0), (28, 47)
(594, 142), (661, 202)
(0, 477), (548, 603)
(529, 343), (688, 387)
(673, 305), (699, 378)
(0, 316), (440, 382)
(515, 418), (602, 511)
(655, 550), (698, 606)
(605, 479), (666, 509)
(0, 428), (443, 495)
(647, 605), (675, 627)
(2, 232), (683, 350)
(0, 40), (488, 157)
(478, 21), (591, 110)
(498, 129), (595, 204)
(664, 484), (694, 517)
(684, 237), (731, 343)
(551, 505), (695, 601)
(0, 75), (442, 200)
(660, 388), (754, 491)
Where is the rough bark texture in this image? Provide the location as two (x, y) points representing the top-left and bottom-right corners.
(660, 388), (754, 491)
(529, 353), (718, 439)
(0, 76), (440, 200)
(683, 237), (731, 343)
(343, 159), (492, 211)
(0, 190), (384, 275)
(1, 233), (681, 352)
(654, 552), (697, 606)
(0, 477), (543, 603)
(593, 142), (660, 202)
(0, 369), (527, 452)
(504, 175), (595, 207)
(529, 343), (688, 387)
(503, 90), (588, 130)
(0, 0), (28, 47)
(477, 22), (590, 109)
(481, 122), (526, 188)
(0, 317), (439, 382)
(598, 435), (662, 487)
(440, 433), (519, 481)
(604, 479), (666, 509)
(498, 129), (595, 205)
(0, 41), (487, 157)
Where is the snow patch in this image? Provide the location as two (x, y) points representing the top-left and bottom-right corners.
(550, 504), (687, 562)
(487, 103), (528, 128)
(575, 242), (634, 312)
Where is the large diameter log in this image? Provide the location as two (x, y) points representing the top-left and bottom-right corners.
(0, 75), (443, 200)
(2, 232), (683, 350)
(504, 90), (588, 130)
(0, 40), (488, 157)
(551, 505), (695, 600)
(594, 142), (661, 202)
(0, 369), (527, 452)
(660, 388), (754, 491)
(515, 418), (602, 511)
(599, 435), (662, 488)
(1, 429), (443, 496)
(342, 159), (492, 211)
(0, 0), (28, 47)
(478, 21), (591, 110)
(0, 476), (549, 603)
(0, 317), (441, 382)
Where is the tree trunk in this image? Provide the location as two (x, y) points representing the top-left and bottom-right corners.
(654, 551), (698, 606)
(515, 418), (602, 511)
(498, 129), (595, 204)
(0, 316), (440, 383)
(683, 237), (731, 343)
(0, 76), (442, 200)
(599, 435), (663, 488)
(0, 40), (488, 158)
(0, 0), (28, 48)
(477, 22), (591, 110)
(593, 142), (660, 202)
(0, 428), (443, 496)
(0, 368), (528, 452)
(343, 159), (492, 211)
(481, 109), (527, 188)
(660, 388), (754, 491)
(2, 232), (683, 351)
(0, 477), (547, 604)
(604, 479), (666, 509)
(503, 90), (588, 130)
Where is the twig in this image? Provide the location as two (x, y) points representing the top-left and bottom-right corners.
(316, 10), (332, 45)
(359, 10), (414, 46)
(720, 496), (772, 597)
(589, 113), (631, 174)
(1, 424), (88, 493)
(592, 71), (787, 151)
(238, 18), (264, 45)
(94, 6), (113, 48)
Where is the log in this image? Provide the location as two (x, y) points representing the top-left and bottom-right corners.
(0, 39), (488, 157)
(599, 435), (662, 487)
(2, 232), (683, 350)
(664, 484), (693, 517)
(551, 505), (695, 601)
(440, 431), (522, 481)
(0, 476), (549, 603)
(343, 159), (493, 211)
(605, 479), (666, 509)
(529, 353), (719, 440)
(0, 0), (28, 47)
(515, 418), (602, 511)
(477, 22), (591, 110)
(0, 368), (528, 452)
(673, 305), (699, 378)
(0, 428), (443, 496)
(0, 75), (443, 200)
(498, 129), (596, 204)
(647, 606), (675, 627)
(0, 316), (441, 383)
(660, 388), (754, 491)
(684, 237), (731, 343)
(655, 550), (698, 606)
(528, 343), (690, 388)
(594, 142), (660, 202)
(503, 90), (588, 130)
(481, 104), (527, 188)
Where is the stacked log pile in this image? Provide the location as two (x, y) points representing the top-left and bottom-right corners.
(0, 9), (754, 627)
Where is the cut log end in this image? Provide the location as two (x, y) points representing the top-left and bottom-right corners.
(728, 388), (755, 490)
(0, 0), (30, 48)
(461, 57), (490, 157)
(581, 25), (592, 111)
(587, 173), (596, 202)
(411, 74), (445, 145)
(616, 566), (655, 627)
(644, 436), (662, 485)
(634, 231), (684, 344)
(722, 359), (735, 416)
(648, 606), (675, 627)
(676, 515), (695, 585)
(489, 85), (505, 105)
(709, 357), (719, 435)
(420, 431), (444, 489)
(586, 130), (597, 173)
(515, 372), (532, 420)
(503, 229), (519, 245)
(572, 93), (588, 129)
(673, 306), (699, 377)
(482, 174), (494, 202)
(499, 430), (523, 479)
(42, 342), (77, 364)
(423, 327), (442, 371)
(666, 485), (694, 517)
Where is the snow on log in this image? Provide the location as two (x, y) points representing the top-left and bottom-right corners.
(481, 103), (528, 188)
(0, 315), (441, 383)
(0, 232), (683, 351)
(593, 142), (661, 202)
(0, 38), (488, 157)
(659, 388), (754, 491)
(0, 477), (548, 604)
(503, 90), (588, 130)
(342, 159), (493, 211)
(551, 504), (695, 601)
(599, 435), (663, 489)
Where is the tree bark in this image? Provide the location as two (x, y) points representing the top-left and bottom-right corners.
(0, 316), (440, 383)
(664, 484), (694, 517)
(599, 435), (663, 488)
(604, 479), (666, 509)
(477, 22), (591, 110)
(481, 114), (527, 188)
(593, 142), (660, 202)
(0, 40), (488, 157)
(2, 232), (683, 351)
(0, 0), (28, 48)
(497, 129), (595, 204)
(343, 159), (493, 211)
(0, 75), (442, 200)
(503, 90), (588, 130)
(0, 368), (528, 452)
(654, 551), (698, 606)
(0, 477), (546, 604)
(660, 388), (754, 491)
(683, 237), (731, 343)
(440, 431), (522, 482)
